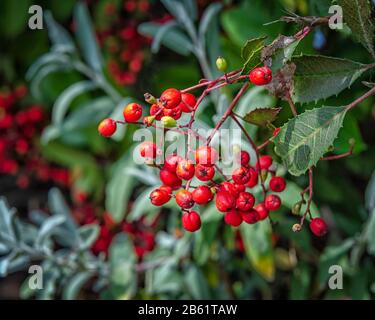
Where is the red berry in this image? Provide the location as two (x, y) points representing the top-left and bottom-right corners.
(164, 154), (182, 173)
(163, 105), (182, 120)
(192, 185), (213, 205)
(241, 209), (259, 224)
(176, 159), (195, 180)
(245, 167), (258, 188)
(249, 66), (272, 86)
(215, 191), (235, 212)
(239, 150), (250, 166)
(123, 102), (142, 122)
(254, 203), (269, 221)
(178, 92), (196, 113)
(310, 217), (328, 237)
(160, 88), (181, 109)
(195, 146), (218, 166)
(98, 118), (117, 137)
(175, 190), (194, 209)
(264, 194), (281, 211)
(195, 164), (215, 181)
(257, 155), (273, 170)
(233, 184), (246, 194)
(224, 210), (243, 227)
(182, 211), (201, 232)
(139, 141), (157, 158)
(159, 169), (182, 189)
(150, 103), (163, 120)
(219, 182), (239, 197)
(269, 176), (286, 193)
(232, 166), (250, 185)
(150, 188), (171, 206)
(159, 185), (173, 195)
(236, 192), (255, 211)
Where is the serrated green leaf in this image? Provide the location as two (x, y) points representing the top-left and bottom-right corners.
(338, 0), (375, 56)
(292, 55), (366, 104)
(272, 106), (347, 176)
(243, 107), (281, 126)
(240, 221), (275, 281)
(241, 36), (266, 74)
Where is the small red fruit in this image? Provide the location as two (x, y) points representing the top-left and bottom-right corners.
(224, 210), (243, 227)
(233, 184), (246, 194)
(163, 105), (182, 120)
(239, 150), (250, 166)
(219, 182), (239, 197)
(195, 146), (218, 166)
(176, 159), (195, 180)
(257, 155), (273, 170)
(195, 164), (215, 181)
(175, 190), (194, 209)
(249, 66), (272, 86)
(150, 103), (163, 120)
(232, 167), (250, 185)
(310, 217), (328, 237)
(150, 188), (171, 206)
(98, 118), (117, 137)
(160, 88), (181, 109)
(236, 192), (255, 211)
(159, 169), (182, 189)
(182, 211), (201, 232)
(178, 92), (196, 113)
(215, 191), (235, 212)
(264, 194), (281, 211)
(254, 203), (269, 221)
(159, 185), (172, 195)
(269, 176), (286, 193)
(123, 102), (142, 122)
(192, 185), (213, 205)
(245, 167), (258, 188)
(164, 154), (182, 173)
(139, 141), (158, 158)
(241, 209), (259, 224)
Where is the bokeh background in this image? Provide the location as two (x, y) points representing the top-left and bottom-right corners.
(1, 0), (375, 300)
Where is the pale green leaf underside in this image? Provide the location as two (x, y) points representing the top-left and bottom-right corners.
(272, 106), (347, 176)
(292, 55), (366, 104)
(338, 0), (375, 56)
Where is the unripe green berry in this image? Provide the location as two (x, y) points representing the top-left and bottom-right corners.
(144, 93), (157, 104)
(292, 202), (302, 215)
(161, 116), (177, 128)
(216, 56), (228, 72)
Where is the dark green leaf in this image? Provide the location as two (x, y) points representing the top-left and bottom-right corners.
(292, 55), (367, 104)
(338, 0), (375, 56)
(241, 37), (266, 74)
(243, 107), (281, 126)
(272, 106), (347, 176)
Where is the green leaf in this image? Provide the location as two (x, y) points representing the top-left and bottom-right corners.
(367, 209), (375, 255)
(127, 187), (159, 222)
(199, 3), (222, 46)
(272, 106), (347, 176)
(365, 171), (375, 211)
(151, 21), (179, 53)
(184, 265), (211, 299)
(44, 11), (75, 52)
(35, 215), (66, 249)
(243, 107), (281, 126)
(52, 80), (98, 125)
(291, 55), (367, 104)
(105, 153), (136, 222)
(138, 22), (193, 56)
(78, 224), (99, 250)
(240, 36), (266, 74)
(74, 2), (103, 73)
(338, 0), (375, 56)
(240, 221), (275, 281)
(62, 272), (92, 300)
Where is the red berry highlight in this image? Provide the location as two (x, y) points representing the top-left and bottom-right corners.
(264, 194), (281, 211)
(224, 210), (243, 227)
(160, 88), (181, 109)
(310, 217), (328, 237)
(192, 185), (213, 205)
(269, 176), (286, 193)
(249, 66), (272, 86)
(123, 102), (142, 123)
(175, 190), (194, 209)
(182, 211), (201, 232)
(98, 118), (117, 137)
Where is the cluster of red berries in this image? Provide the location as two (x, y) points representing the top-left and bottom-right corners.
(92, 0), (156, 86)
(0, 86), (70, 189)
(74, 204), (156, 259)
(148, 146), (286, 232)
(98, 65), (328, 237)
